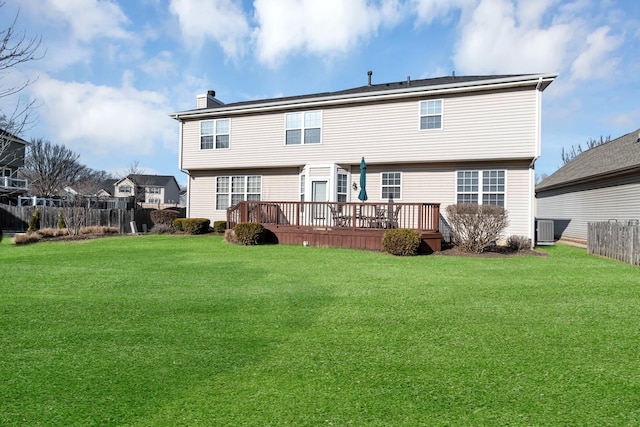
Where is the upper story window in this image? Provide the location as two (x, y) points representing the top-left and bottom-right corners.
(119, 185), (132, 193)
(285, 111), (322, 145)
(456, 170), (505, 206)
(147, 187), (162, 194)
(381, 172), (401, 200)
(201, 119), (230, 150)
(419, 99), (442, 130)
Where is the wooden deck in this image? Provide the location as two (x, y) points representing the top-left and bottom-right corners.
(228, 201), (442, 253)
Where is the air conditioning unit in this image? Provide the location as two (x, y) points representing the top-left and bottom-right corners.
(536, 219), (554, 245)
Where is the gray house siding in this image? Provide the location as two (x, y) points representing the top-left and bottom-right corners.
(537, 173), (640, 241)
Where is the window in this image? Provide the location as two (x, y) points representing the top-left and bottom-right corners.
(381, 172), (401, 200)
(285, 111), (322, 144)
(119, 185), (132, 193)
(216, 175), (262, 210)
(201, 119), (230, 149)
(419, 99), (442, 130)
(147, 198), (161, 204)
(337, 173), (348, 202)
(456, 170), (505, 206)
(147, 187), (161, 194)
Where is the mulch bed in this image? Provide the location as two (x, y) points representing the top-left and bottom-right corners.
(436, 243), (547, 257)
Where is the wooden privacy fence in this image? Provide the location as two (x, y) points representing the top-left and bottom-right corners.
(587, 221), (640, 266)
(0, 204), (155, 234)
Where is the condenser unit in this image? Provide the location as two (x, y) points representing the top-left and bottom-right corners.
(536, 219), (554, 245)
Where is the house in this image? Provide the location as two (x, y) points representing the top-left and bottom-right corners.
(172, 72), (557, 247)
(536, 128), (640, 243)
(0, 128), (28, 203)
(113, 174), (181, 207)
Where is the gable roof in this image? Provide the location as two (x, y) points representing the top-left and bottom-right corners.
(114, 174), (179, 187)
(537, 128), (640, 192)
(0, 127), (28, 145)
(172, 73), (557, 119)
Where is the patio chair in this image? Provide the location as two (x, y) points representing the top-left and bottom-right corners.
(330, 205), (351, 227)
(385, 205), (402, 228)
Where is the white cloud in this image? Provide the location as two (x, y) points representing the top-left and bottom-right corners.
(169, 0), (250, 58)
(30, 74), (176, 162)
(410, 0), (475, 25)
(570, 26), (623, 80)
(253, 0), (402, 67)
(452, 0), (572, 74)
(22, 0), (131, 43)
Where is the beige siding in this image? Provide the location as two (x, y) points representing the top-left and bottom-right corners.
(537, 176), (640, 241)
(190, 162), (533, 239)
(181, 88), (538, 170)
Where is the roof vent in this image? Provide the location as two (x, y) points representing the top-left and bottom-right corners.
(407, 76), (411, 85)
(452, 70), (456, 78)
(367, 70), (373, 86)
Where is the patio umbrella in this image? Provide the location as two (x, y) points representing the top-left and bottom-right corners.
(358, 157), (368, 202)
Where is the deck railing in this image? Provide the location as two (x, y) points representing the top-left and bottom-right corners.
(228, 201), (440, 232)
(0, 176), (28, 191)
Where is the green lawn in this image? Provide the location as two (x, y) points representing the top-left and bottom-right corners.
(1, 235), (639, 426)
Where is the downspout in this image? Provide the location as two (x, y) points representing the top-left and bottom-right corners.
(529, 76), (544, 245)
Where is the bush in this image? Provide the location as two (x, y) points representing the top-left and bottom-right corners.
(79, 226), (119, 235)
(28, 208), (40, 233)
(382, 228), (422, 256)
(57, 209), (66, 229)
(223, 229), (236, 244)
(507, 235), (532, 251)
(150, 223), (174, 234)
(38, 227), (69, 238)
(12, 233), (42, 245)
(233, 222), (265, 245)
(174, 218), (210, 235)
(213, 220), (227, 234)
(445, 203), (509, 253)
(150, 209), (180, 227)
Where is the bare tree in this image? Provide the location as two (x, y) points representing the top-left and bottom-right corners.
(561, 135), (610, 165)
(0, 1), (43, 143)
(20, 138), (87, 197)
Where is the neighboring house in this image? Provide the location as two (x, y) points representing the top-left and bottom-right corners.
(95, 179), (119, 198)
(536, 128), (640, 242)
(113, 174), (181, 206)
(172, 73), (557, 242)
(0, 129), (28, 202)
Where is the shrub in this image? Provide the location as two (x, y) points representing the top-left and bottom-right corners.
(507, 235), (532, 251)
(12, 233), (42, 245)
(233, 222), (265, 245)
(79, 226), (119, 235)
(150, 209), (180, 227)
(28, 208), (40, 233)
(445, 203), (509, 253)
(150, 223), (174, 234)
(173, 218), (210, 235)
(213, 220), (227, 234)
(57, 209), (66, 229)
(38, 228), (69, 238)
(224, 228), (236, 244)
(382, 228), (422, 256)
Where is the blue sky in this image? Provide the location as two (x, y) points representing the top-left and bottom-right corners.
(2, 0), (639, 185)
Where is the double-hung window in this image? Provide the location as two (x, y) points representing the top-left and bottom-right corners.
(419, 99), (443, 130)
(285, 111), (322, 144)
(381, 172), (401, 200)
(456, 170), (505, 206)
(201, 119), (230, 149)
(216, 175), (262, 210)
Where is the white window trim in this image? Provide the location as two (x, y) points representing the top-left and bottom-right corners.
(284, 111), (323, 145)
(418, 99), (443, 131)
(455, 169), (507, 206)
(200, 119), (231, 150)
(215, 175), (262, 211)
(380, 171), (402, 201)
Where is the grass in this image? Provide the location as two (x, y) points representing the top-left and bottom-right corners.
(1, 235), (639, 425)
